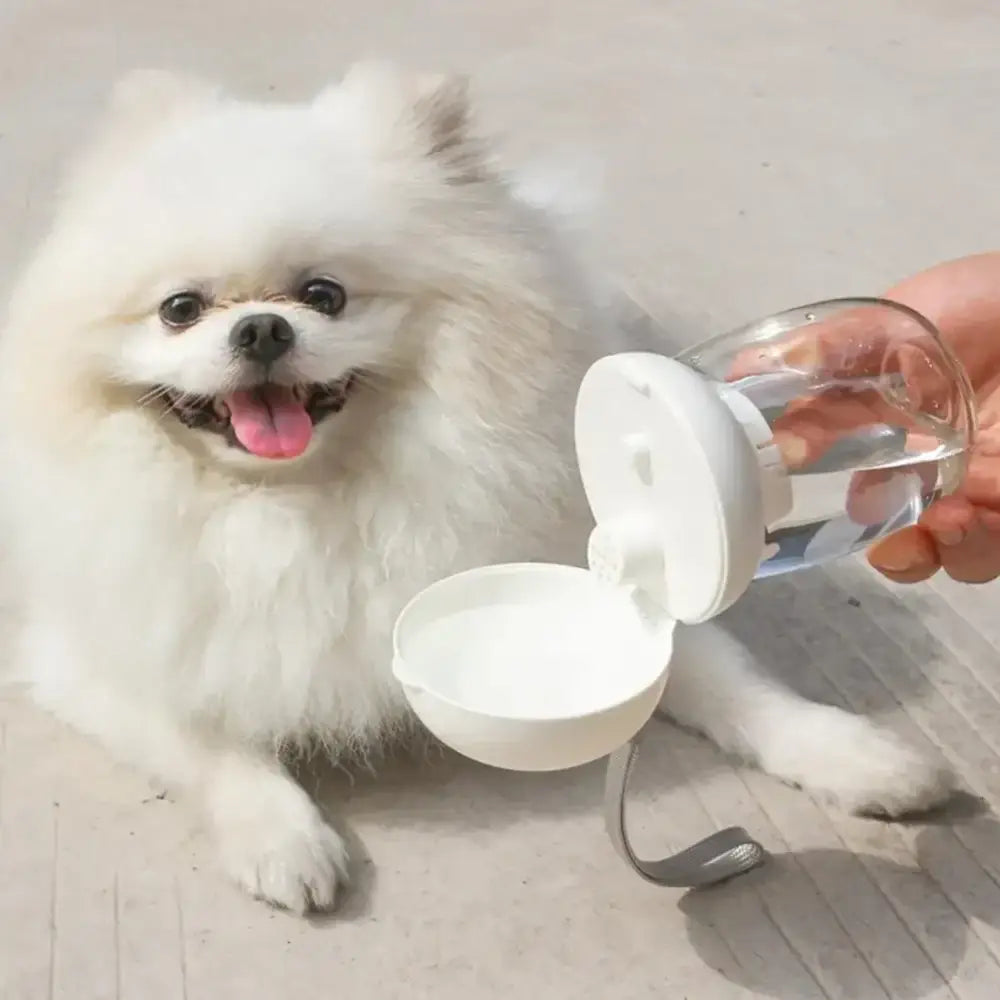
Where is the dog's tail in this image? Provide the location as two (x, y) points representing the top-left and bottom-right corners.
(508, 157), (668, 353)
(507, 154), (604, 232)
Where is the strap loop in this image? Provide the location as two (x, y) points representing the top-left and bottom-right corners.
(603, 716), (766, 887)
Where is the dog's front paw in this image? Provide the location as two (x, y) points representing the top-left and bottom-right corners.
(208, 764), (348, 913)
(792, 711), (955, 818)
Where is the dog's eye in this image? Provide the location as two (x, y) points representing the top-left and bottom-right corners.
(159, 292), (205, 329)
(299, 277), (347, 317)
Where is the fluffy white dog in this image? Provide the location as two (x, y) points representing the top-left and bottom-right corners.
(0, 62), (953, 913)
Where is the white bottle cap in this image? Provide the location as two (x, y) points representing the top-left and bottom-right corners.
(393, 353), (787, 772)
(576, 353), (783, 624)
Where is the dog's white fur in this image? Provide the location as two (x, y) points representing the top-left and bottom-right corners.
(0, 63), (953, 912)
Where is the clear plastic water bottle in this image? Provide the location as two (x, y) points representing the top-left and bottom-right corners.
(674, 297), (976, 578)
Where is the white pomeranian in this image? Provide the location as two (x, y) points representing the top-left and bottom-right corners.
(0, 62), (953, 913)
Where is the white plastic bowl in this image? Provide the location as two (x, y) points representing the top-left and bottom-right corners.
(392, 563), (673, 771)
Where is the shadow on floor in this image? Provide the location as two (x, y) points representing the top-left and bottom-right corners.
(679, 812), (1000, 999)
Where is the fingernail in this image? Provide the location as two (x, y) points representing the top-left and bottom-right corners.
(775, 433), (809, 468)
(872, 553), (917, 573)
(869, 542), (916, 573)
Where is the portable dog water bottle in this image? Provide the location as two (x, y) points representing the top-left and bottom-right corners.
(393, 298), (976, 887)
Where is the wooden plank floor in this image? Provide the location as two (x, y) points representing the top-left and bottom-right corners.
(4, 561), (1000, 999)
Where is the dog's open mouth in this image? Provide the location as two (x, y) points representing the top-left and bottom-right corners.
(161, 373), (357, 460)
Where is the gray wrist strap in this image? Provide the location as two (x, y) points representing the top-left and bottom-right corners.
(603, 717), (766, 887)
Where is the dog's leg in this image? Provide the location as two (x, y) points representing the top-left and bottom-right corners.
(28, 650), (346, 913)
(200, 744), (348, 914)
(660, 620), (955, 817)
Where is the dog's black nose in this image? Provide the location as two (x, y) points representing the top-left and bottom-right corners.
(229, 313), (295, 365)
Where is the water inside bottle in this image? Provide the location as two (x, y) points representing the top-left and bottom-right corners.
(727, 371), (968, 577)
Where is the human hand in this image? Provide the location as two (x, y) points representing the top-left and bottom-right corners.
(734, 254), (1000, 584)
(865, 254), (1000, 583)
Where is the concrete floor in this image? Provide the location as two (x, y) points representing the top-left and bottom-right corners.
(4, 0), (1000, 997)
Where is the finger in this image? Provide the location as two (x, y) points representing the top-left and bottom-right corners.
(918, 494), (978, 540)
(772, 391), (905, 467)
(933, 513), (1000, 584)
(724, 302), (965, 470)
(845, 461), (939, 527)
(956, 450), (1000, 509)
(771, 391), (942, 471)
(727, 302), (900, 380)
(867, 525), (940, 583)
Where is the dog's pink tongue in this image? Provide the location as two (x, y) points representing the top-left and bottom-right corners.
(225, 386), (313, 459)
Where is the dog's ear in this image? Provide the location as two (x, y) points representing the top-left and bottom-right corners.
(412, 73), (471, 161)
(327, 61), (483, 182)
(412, 72), (482, 183)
